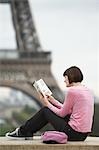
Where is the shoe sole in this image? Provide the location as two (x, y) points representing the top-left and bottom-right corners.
(6, 133), (33, 140)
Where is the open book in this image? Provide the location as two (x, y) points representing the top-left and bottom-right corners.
(33, 79), (52, 96)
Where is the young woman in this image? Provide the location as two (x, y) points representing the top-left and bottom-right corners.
(6, 66), (94, 141)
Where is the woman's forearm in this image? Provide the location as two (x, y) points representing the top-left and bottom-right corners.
(48, 96), (63, 109)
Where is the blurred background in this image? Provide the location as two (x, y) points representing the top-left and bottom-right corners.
(0, 0), (99, 136)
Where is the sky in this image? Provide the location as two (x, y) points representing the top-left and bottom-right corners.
(0, 0), (99, 96)
(30, 0), (99, 96)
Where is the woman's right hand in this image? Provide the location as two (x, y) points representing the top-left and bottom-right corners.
(38, 92), (49, 106)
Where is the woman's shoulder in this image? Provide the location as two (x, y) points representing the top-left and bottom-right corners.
(68, 85), (92, 95)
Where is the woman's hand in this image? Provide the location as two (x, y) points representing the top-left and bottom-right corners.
(38, 92), (49, 106)
(46, 95), (55, 102)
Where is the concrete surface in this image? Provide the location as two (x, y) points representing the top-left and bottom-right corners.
(0, 136), (99, 150)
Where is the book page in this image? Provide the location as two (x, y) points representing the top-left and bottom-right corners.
(33, 79), (52, 96)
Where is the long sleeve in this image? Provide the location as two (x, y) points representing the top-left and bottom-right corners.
(47, 90), (74, 117)
(49, 98), (63, 109)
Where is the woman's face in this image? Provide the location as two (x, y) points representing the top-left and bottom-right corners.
(64, 75), (70, 87)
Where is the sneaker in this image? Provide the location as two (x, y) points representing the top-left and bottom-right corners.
(5, 128), (33, 140)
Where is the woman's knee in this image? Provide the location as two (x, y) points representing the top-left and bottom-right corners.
(41, 107), (53, 116)
(42, 107), (51, 113)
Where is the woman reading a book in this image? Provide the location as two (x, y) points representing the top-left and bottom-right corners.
(6, 66), (94, 141)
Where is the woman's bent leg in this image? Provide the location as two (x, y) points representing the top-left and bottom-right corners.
(20, 107), (88, 141)
(19, 107), (67, 136)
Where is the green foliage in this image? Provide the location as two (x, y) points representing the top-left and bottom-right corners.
(90, 103), (99, 136)
(0, 105), (37, 136)
(23, 105), (37, 114)
(12, 105), (37, 124)
(0, 121), (14, 136)
(12, 111), (29, 124)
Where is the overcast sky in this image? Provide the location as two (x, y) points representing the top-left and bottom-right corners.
(0, 0), (99, 96)
(30, 0), (99, 96)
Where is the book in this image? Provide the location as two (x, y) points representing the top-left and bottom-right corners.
(33, 79), (52, 96)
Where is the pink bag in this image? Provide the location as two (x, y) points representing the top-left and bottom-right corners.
(41, 131), (68, 144)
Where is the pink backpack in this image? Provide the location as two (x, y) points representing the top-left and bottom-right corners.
(41, 131), (68, 144)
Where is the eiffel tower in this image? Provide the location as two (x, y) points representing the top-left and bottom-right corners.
(0, 0), (63, 105)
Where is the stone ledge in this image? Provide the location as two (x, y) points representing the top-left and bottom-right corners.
(0, 136), (99, 150)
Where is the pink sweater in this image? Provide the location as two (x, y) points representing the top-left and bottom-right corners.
(47, 85), (94, 133)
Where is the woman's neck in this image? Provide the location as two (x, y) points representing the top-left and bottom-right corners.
(70, 82), (82, 87)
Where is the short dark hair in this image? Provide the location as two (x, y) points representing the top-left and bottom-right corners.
(63, 66), (83, 84)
